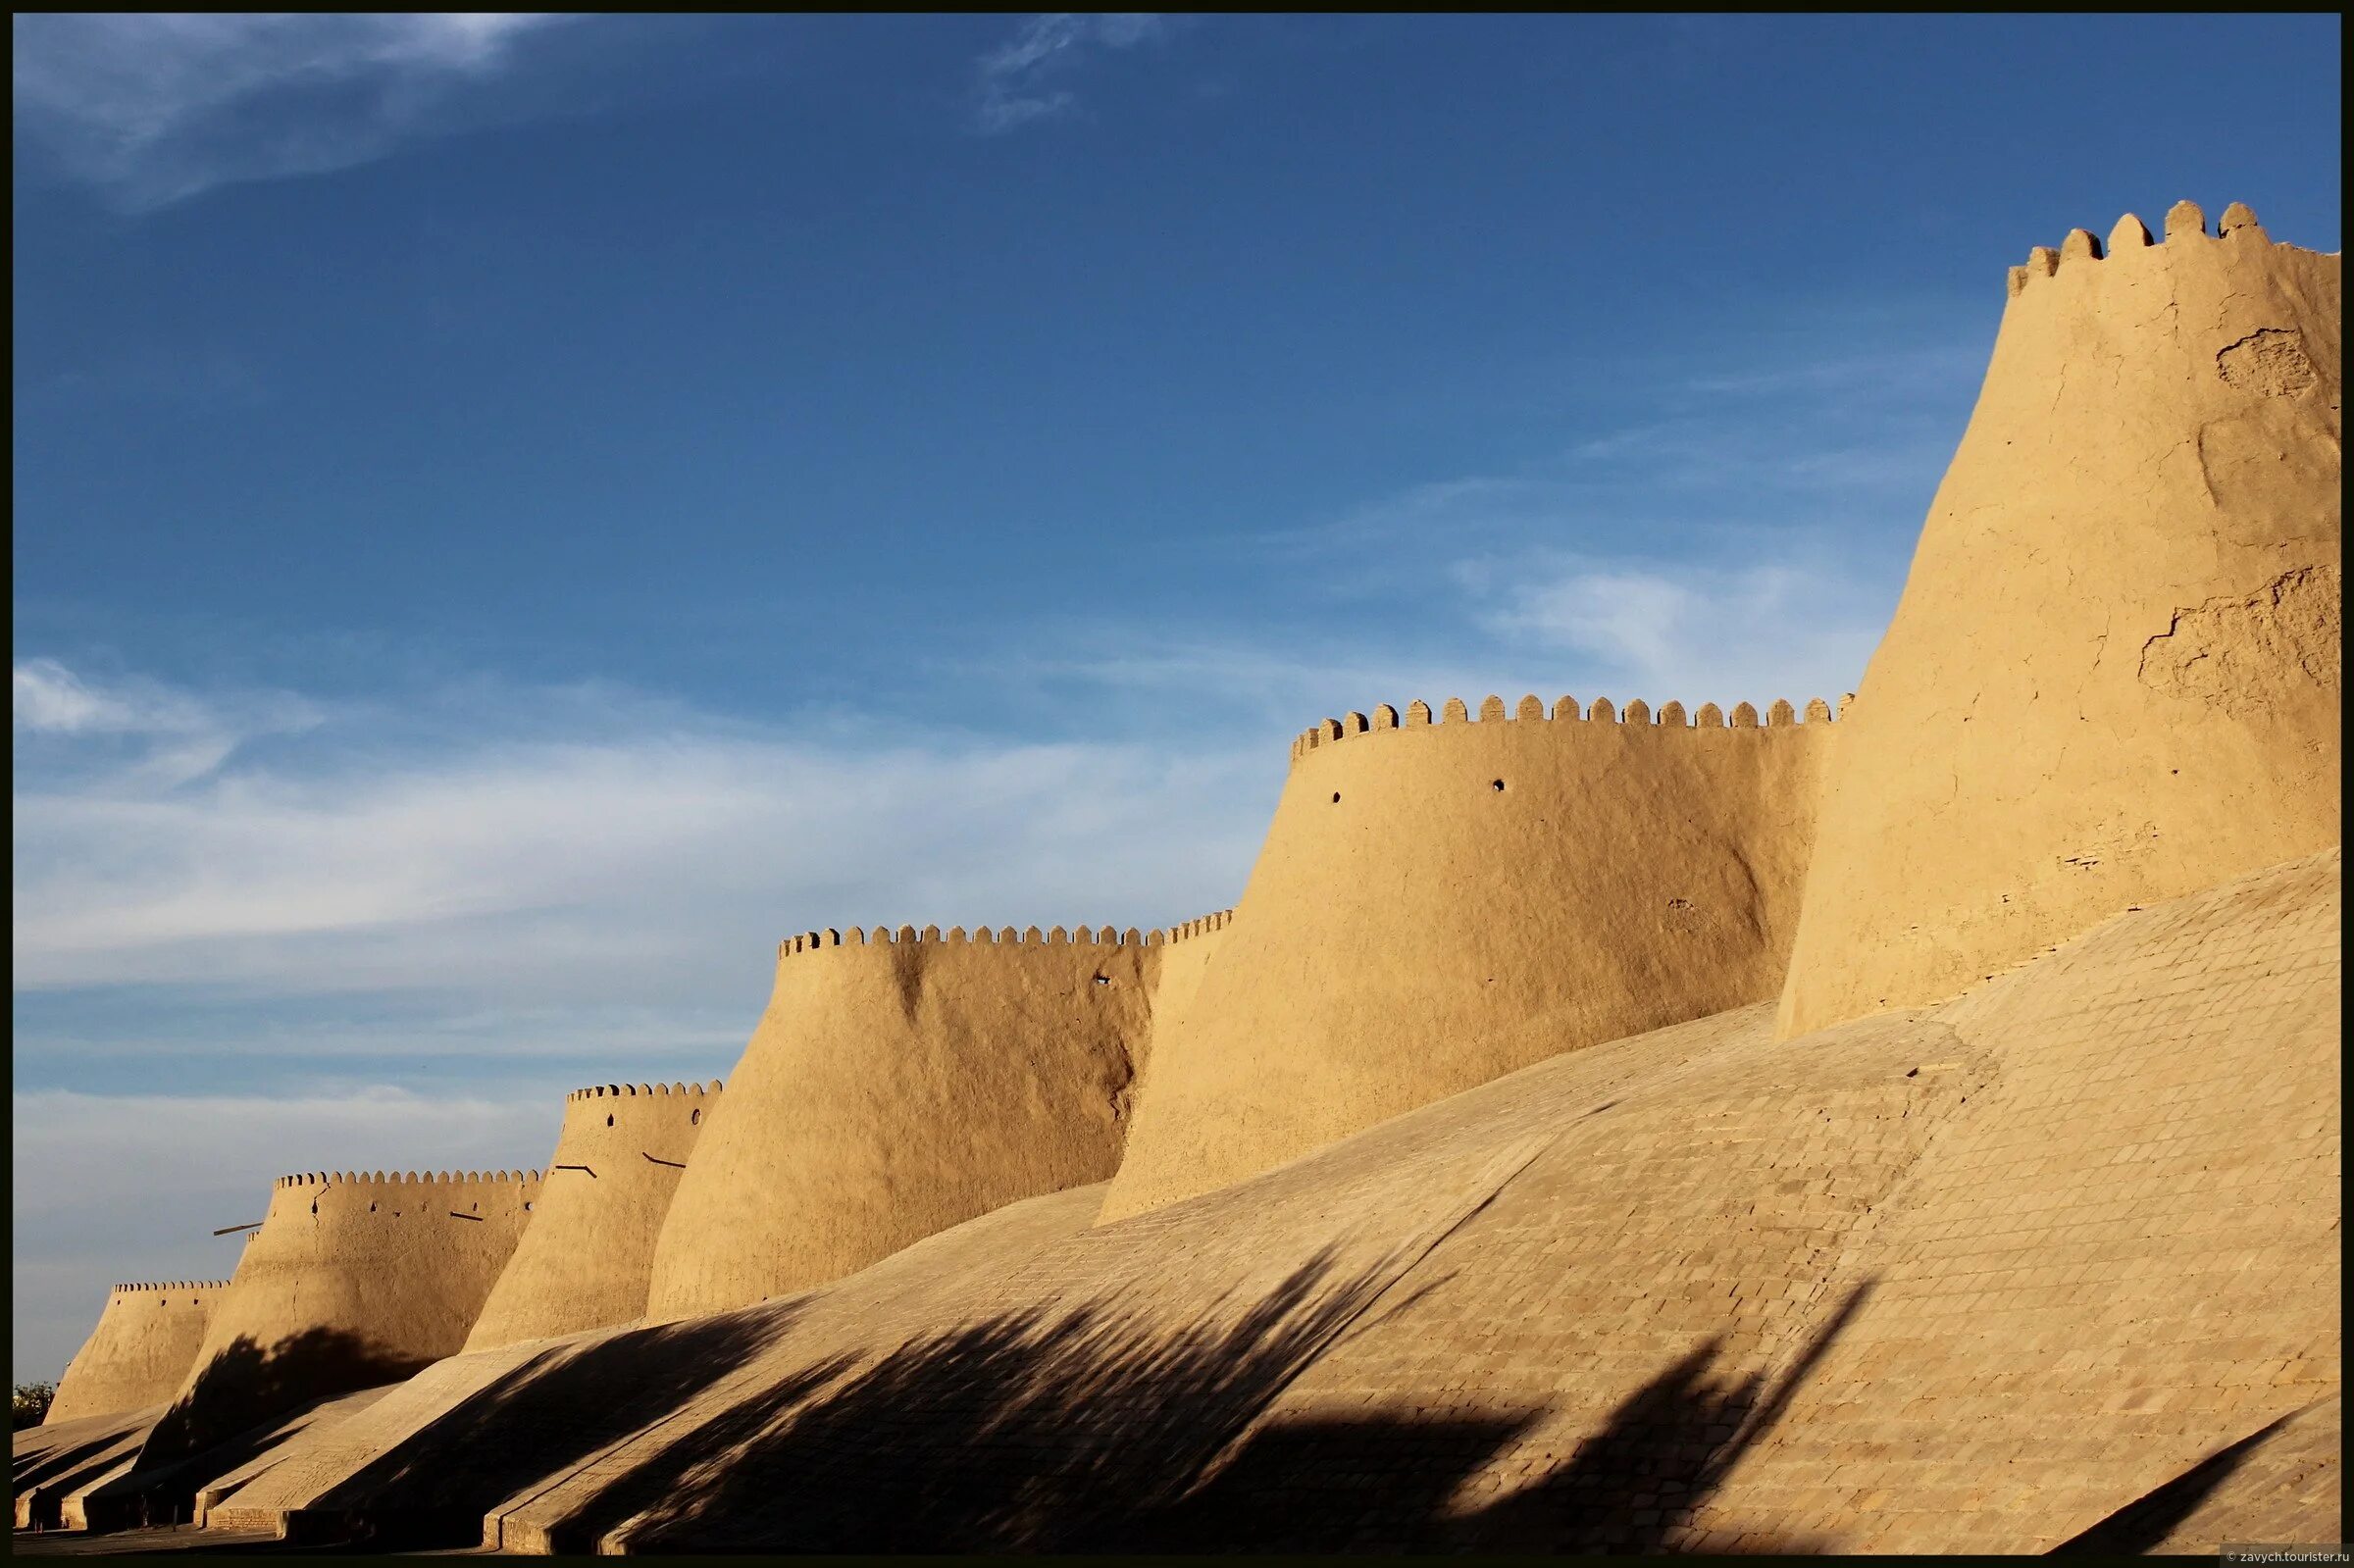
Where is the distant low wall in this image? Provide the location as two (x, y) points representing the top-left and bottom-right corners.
(46, 1282), (226, 1427)
(1100, 694), (1832, 1221)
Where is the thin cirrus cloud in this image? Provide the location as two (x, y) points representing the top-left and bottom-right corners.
(972, 13), (1168, 134)
(10, 12), (572, 210)
(11, 661), (1273, 1003)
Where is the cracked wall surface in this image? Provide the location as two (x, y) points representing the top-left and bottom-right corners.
(1777, 208), (2340, 1037)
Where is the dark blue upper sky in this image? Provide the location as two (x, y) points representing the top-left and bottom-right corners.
(8, 13), (2341, 1379)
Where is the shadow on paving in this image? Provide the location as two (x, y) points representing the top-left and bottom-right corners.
(287, 1306), (799, 1551)
(500, 1259), (1873, 1553)
(144, 1331), (419, 1474)
(2051, 1396), (2332, 1555)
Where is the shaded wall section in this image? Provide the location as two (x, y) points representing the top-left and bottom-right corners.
(143, 1168), (537, 1463)
(1778, 204), (2341, 1037)
(465, 1082), (722, 1353)
(643, 925), (1165, 1321)
(1100, 694), (1830, 1221)
(46, 1282), (225, 1427)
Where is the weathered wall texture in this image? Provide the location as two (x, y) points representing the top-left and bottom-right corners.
(465, 1083), (722, 1353)
(1100, 695), (1831, 1222)
(1778, 204), (2342, 1037)
(642, 927), (1164, 1321)
(46, 1282), (226, 1428)
(143, 1169), (538, 1462)
(1130, 912), (1229, 1090)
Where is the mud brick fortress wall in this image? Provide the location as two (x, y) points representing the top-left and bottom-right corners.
(466, 1082), (722, 1352)
(142, 1169), (539, 1461)
(47, 1282), (230, 1427)
(1101, 693), (1834, 1221)
(1778, 202), (2341, 1037)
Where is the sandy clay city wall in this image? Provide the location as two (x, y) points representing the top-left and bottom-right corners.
(643, 924), (1178, 1321)
(45, 1282), (230, 1428)
(139, 1169), (539, 1462)
(1101, 695), (1834, 1221)
(465, 1082), (722, 1353)
(1779, 204), (2342, 1037)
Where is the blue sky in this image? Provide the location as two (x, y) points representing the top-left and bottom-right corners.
(11, 13), (2341, 1380)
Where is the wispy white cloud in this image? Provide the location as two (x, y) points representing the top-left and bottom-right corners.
(11, 663), (1268, 999)
(972, 13), (1166, 134)
(11, 13), (571, 209)
(1466, 552), (1882, 707)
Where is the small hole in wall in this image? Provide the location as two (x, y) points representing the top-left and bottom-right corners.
(370, 1202), (378, 1213)
(1093, 974), (1111, 986)
(606, 1114), (614, 1127)
(1491, 779), (1506, 792)
(691, 1108), (701, 1125)
(1331, 792), (1341, 803)
(524, 1201), (534, 1212)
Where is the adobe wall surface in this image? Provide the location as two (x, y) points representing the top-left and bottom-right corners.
(271, 848), (2332, 1556)
(1778, 204), (2341, 1037)
(46, 1281), (226, 1427)
(140, 1168), (538, 1464)
(642, 927), (1163, 1321)
(1100, 695), (1832, 1222)
(464, 1081), (721, 1352)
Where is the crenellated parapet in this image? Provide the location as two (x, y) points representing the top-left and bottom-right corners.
(2005, 200), (2284, 299)
(565, 1080), (722, 1103)
(775, 914), (1235, 960)
(1289, 692), (1841, 768)
(274, 1169), (542, 1188)
(1154, 910), (1233, 945)
(106, 1280), (230, 1294)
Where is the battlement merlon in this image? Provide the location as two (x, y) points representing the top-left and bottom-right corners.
(775, 912), (1234, 961)
(108, 1281), (231, 1294)
(273, 1169), (544, 1189)
(2004, 201), (2311, 299)
(1289, 692), (1844, 768)
(565, 1081), (723, 1103)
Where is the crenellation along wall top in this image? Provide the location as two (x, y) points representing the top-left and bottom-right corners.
(774, 910), (1235, 961)
(274, 1169), (544, 1189)
(109, 1281), (232, 1294)
(2007, 200), (2289, 297)
(565, 1080), (724, 1102)
(1287, 691), (1848, 769)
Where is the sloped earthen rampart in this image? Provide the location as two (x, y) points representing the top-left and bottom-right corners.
(142, 1169), (539, 1462)
(45, 1281), (229, 1427)
(643, 922), (1191, 1321)
(464, 1083), (723, 1352)
(1100, 693), (1834, 1222)
(1778, 204), (2341, 1037)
